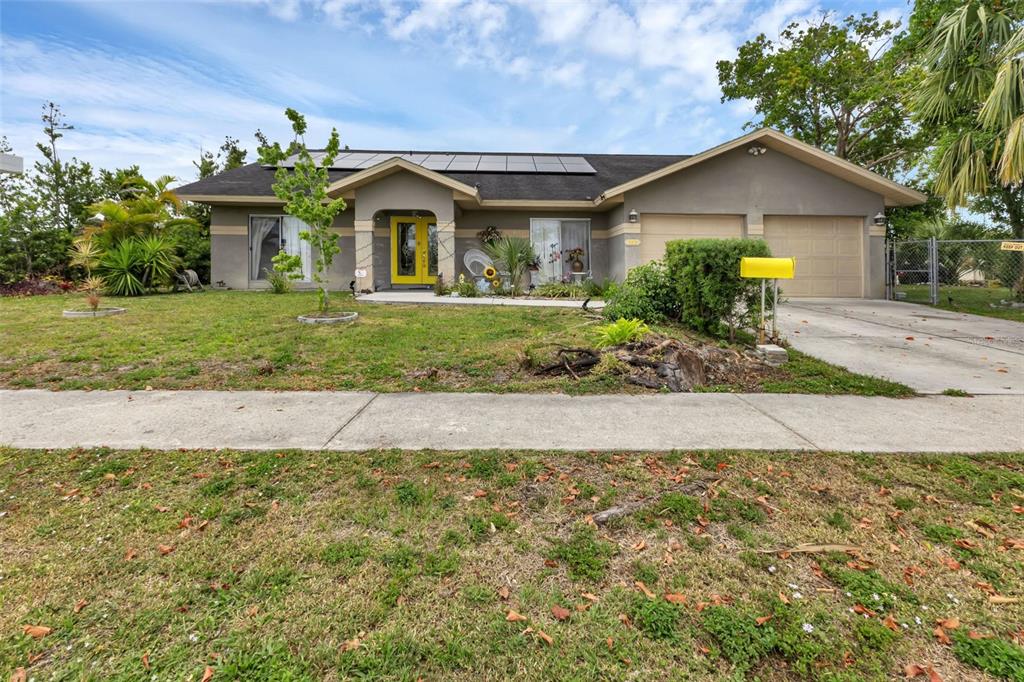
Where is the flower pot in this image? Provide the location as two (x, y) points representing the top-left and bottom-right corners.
(570, 260), (584, 273)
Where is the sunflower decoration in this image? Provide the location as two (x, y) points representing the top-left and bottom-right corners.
(483, 265), (498, 281)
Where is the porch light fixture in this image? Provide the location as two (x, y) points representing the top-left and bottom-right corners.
(628, 209), (639, 223)
(747, 144), (767, 156)
(873, 212), (886, 227)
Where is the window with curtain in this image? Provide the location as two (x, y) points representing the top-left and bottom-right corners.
(248, 216), (313, 281)
(529, 218), (591, 282)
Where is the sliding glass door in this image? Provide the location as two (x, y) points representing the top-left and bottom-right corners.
(248, 216), (313, 282)
(529, 218), (591, 283)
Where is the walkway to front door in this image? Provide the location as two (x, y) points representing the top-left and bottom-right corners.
(390, 216), (438, 285)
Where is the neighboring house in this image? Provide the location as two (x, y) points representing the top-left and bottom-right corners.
(175, 128), (924, 298)
(0, 153), (24, 174)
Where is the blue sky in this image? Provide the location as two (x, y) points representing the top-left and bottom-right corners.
(1, 0), (909, 184)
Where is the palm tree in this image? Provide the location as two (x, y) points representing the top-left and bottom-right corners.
(915, 2), (1023, 228)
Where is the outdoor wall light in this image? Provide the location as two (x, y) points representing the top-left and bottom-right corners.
(873, 212), (887, 226)
(628, 209), (639, 223)
(747, 144), (767, 156)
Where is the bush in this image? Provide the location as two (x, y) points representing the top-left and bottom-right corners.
(664, 239), (771, 339)
(267, 250), (303, 294)
(602, 261), (677, 322)
(594, 318), (650, 347)
(483, 237), (535, 296)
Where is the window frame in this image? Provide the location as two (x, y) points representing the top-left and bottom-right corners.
(248, 214), (312, 283)
(528, 217), (592, 283)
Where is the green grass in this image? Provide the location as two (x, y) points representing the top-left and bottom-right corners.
(2, 447), (1022, 680)
(0, 290), (915, 396)
(897, 284), (1024, 322)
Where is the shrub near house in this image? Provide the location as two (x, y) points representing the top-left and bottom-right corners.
(605, 239), (771, 341)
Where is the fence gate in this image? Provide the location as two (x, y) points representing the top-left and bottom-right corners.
(887, 237), (1024, 308)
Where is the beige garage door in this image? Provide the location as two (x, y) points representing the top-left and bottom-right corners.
(640, 214), (743, 262)
(764, 216), (863, 297)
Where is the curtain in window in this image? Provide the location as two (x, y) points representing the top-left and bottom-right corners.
(530, 219), (561, 282)
(560, 220), (590, 279)
(249, 217), (279, 280)
(282, 217), (313, 281)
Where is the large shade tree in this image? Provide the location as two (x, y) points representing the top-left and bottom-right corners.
(717, 13), (924, 177)
(914, 1), (1024, 236)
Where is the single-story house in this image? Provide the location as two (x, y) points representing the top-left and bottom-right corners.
(175, 128), (925, 298)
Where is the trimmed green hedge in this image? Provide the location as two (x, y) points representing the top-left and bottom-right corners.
(664, 238), (771, 339)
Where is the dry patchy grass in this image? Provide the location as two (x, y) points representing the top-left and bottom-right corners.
(2, 448), (1022, 680)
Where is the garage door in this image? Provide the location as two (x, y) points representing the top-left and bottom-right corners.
(640, 214), (743, 262)
(763, 216), (863, 297)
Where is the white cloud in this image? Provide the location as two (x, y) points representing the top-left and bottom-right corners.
(543, 61), (585, 87)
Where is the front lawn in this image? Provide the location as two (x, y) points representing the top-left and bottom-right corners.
(2, 447), (1022, 680)
(0, 291), (912, 396)
(897, 284), (1024, 322)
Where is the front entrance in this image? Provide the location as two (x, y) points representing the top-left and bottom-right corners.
(391, 216), (438, 285)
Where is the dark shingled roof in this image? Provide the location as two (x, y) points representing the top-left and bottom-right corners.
(174, 151), (692, 201)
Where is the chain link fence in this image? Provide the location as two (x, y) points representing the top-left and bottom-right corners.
(887, 238), (1024, 314)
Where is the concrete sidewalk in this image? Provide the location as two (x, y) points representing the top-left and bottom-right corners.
(358, 290), (605, 308)
(2, 390), (1021, 453)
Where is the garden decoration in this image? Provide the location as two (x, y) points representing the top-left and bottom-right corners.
(566, 247), (585, 273)
(739, 256), (794, 344)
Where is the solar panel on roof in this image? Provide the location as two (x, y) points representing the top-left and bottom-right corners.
(448, 154), (481, 171)
(422, 154), (455, 170)
(283, 150), (596, 174)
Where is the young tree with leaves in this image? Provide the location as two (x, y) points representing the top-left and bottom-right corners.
(717, 13), (923, 177)
(914, 1), (1024, 237)
(257, 109), (347, 313)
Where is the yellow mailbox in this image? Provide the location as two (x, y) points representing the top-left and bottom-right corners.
(740, 257), (795, 279)
(739, 257), (796, 345)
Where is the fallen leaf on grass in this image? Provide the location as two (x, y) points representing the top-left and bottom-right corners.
(10, 668), (26, 682)
(124, 548), (137, 561)
(882, 615), (900, 632)
(201, 666), (214, 682)
(938, 556), (960, 571)
(634, 581), (655, 599)
(664, 593), (687, 605)
(1002, 538), (1024, 550)
(73, 599), (88, 614)
(904, 664), (942, 681)
(778, 591), (791, 605)
(581, 592), (599, 603)
(506, 610), (528, 622)
(965, 521), (995, 538)
(631, 539), (646, 552)
(551, 605), (571, 621)
(936, 617), (959, 630)
(340, 637), (361, 652)
(853, 604), (877, 617)
(618, 613), (632, 627)
(535, 629), (553, 646)
(154, 505), (170, 513)
(933, 626), (951, 645)
(989, 595), (1020, 605)
(22, 625), (52, 639)
(158, 544), (175, 555)
(967, 631), (993, 640)
(755, 615), (773, 626)
(142, 653), (150, 670)
(497, 587), (510, 601)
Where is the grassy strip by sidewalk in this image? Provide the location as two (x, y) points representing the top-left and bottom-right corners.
(2, 447), (1021, 680)
(0, 291), (913, 396)
(897, 284), (1024, 323)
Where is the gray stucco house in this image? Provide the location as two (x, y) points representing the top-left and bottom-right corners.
(175, 128), (924, 298)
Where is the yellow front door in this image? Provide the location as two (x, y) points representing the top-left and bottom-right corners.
(391, 216), (437, 285)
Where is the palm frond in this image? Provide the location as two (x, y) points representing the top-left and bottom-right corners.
(998, 114), (1024, 185)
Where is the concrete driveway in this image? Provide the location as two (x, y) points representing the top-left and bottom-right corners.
(778, 299), (1024, 395)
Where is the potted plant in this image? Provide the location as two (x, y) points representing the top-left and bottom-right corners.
(566, 247), (585, 273)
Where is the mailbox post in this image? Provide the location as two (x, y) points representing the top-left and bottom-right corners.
(739, 257), (795, 344)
